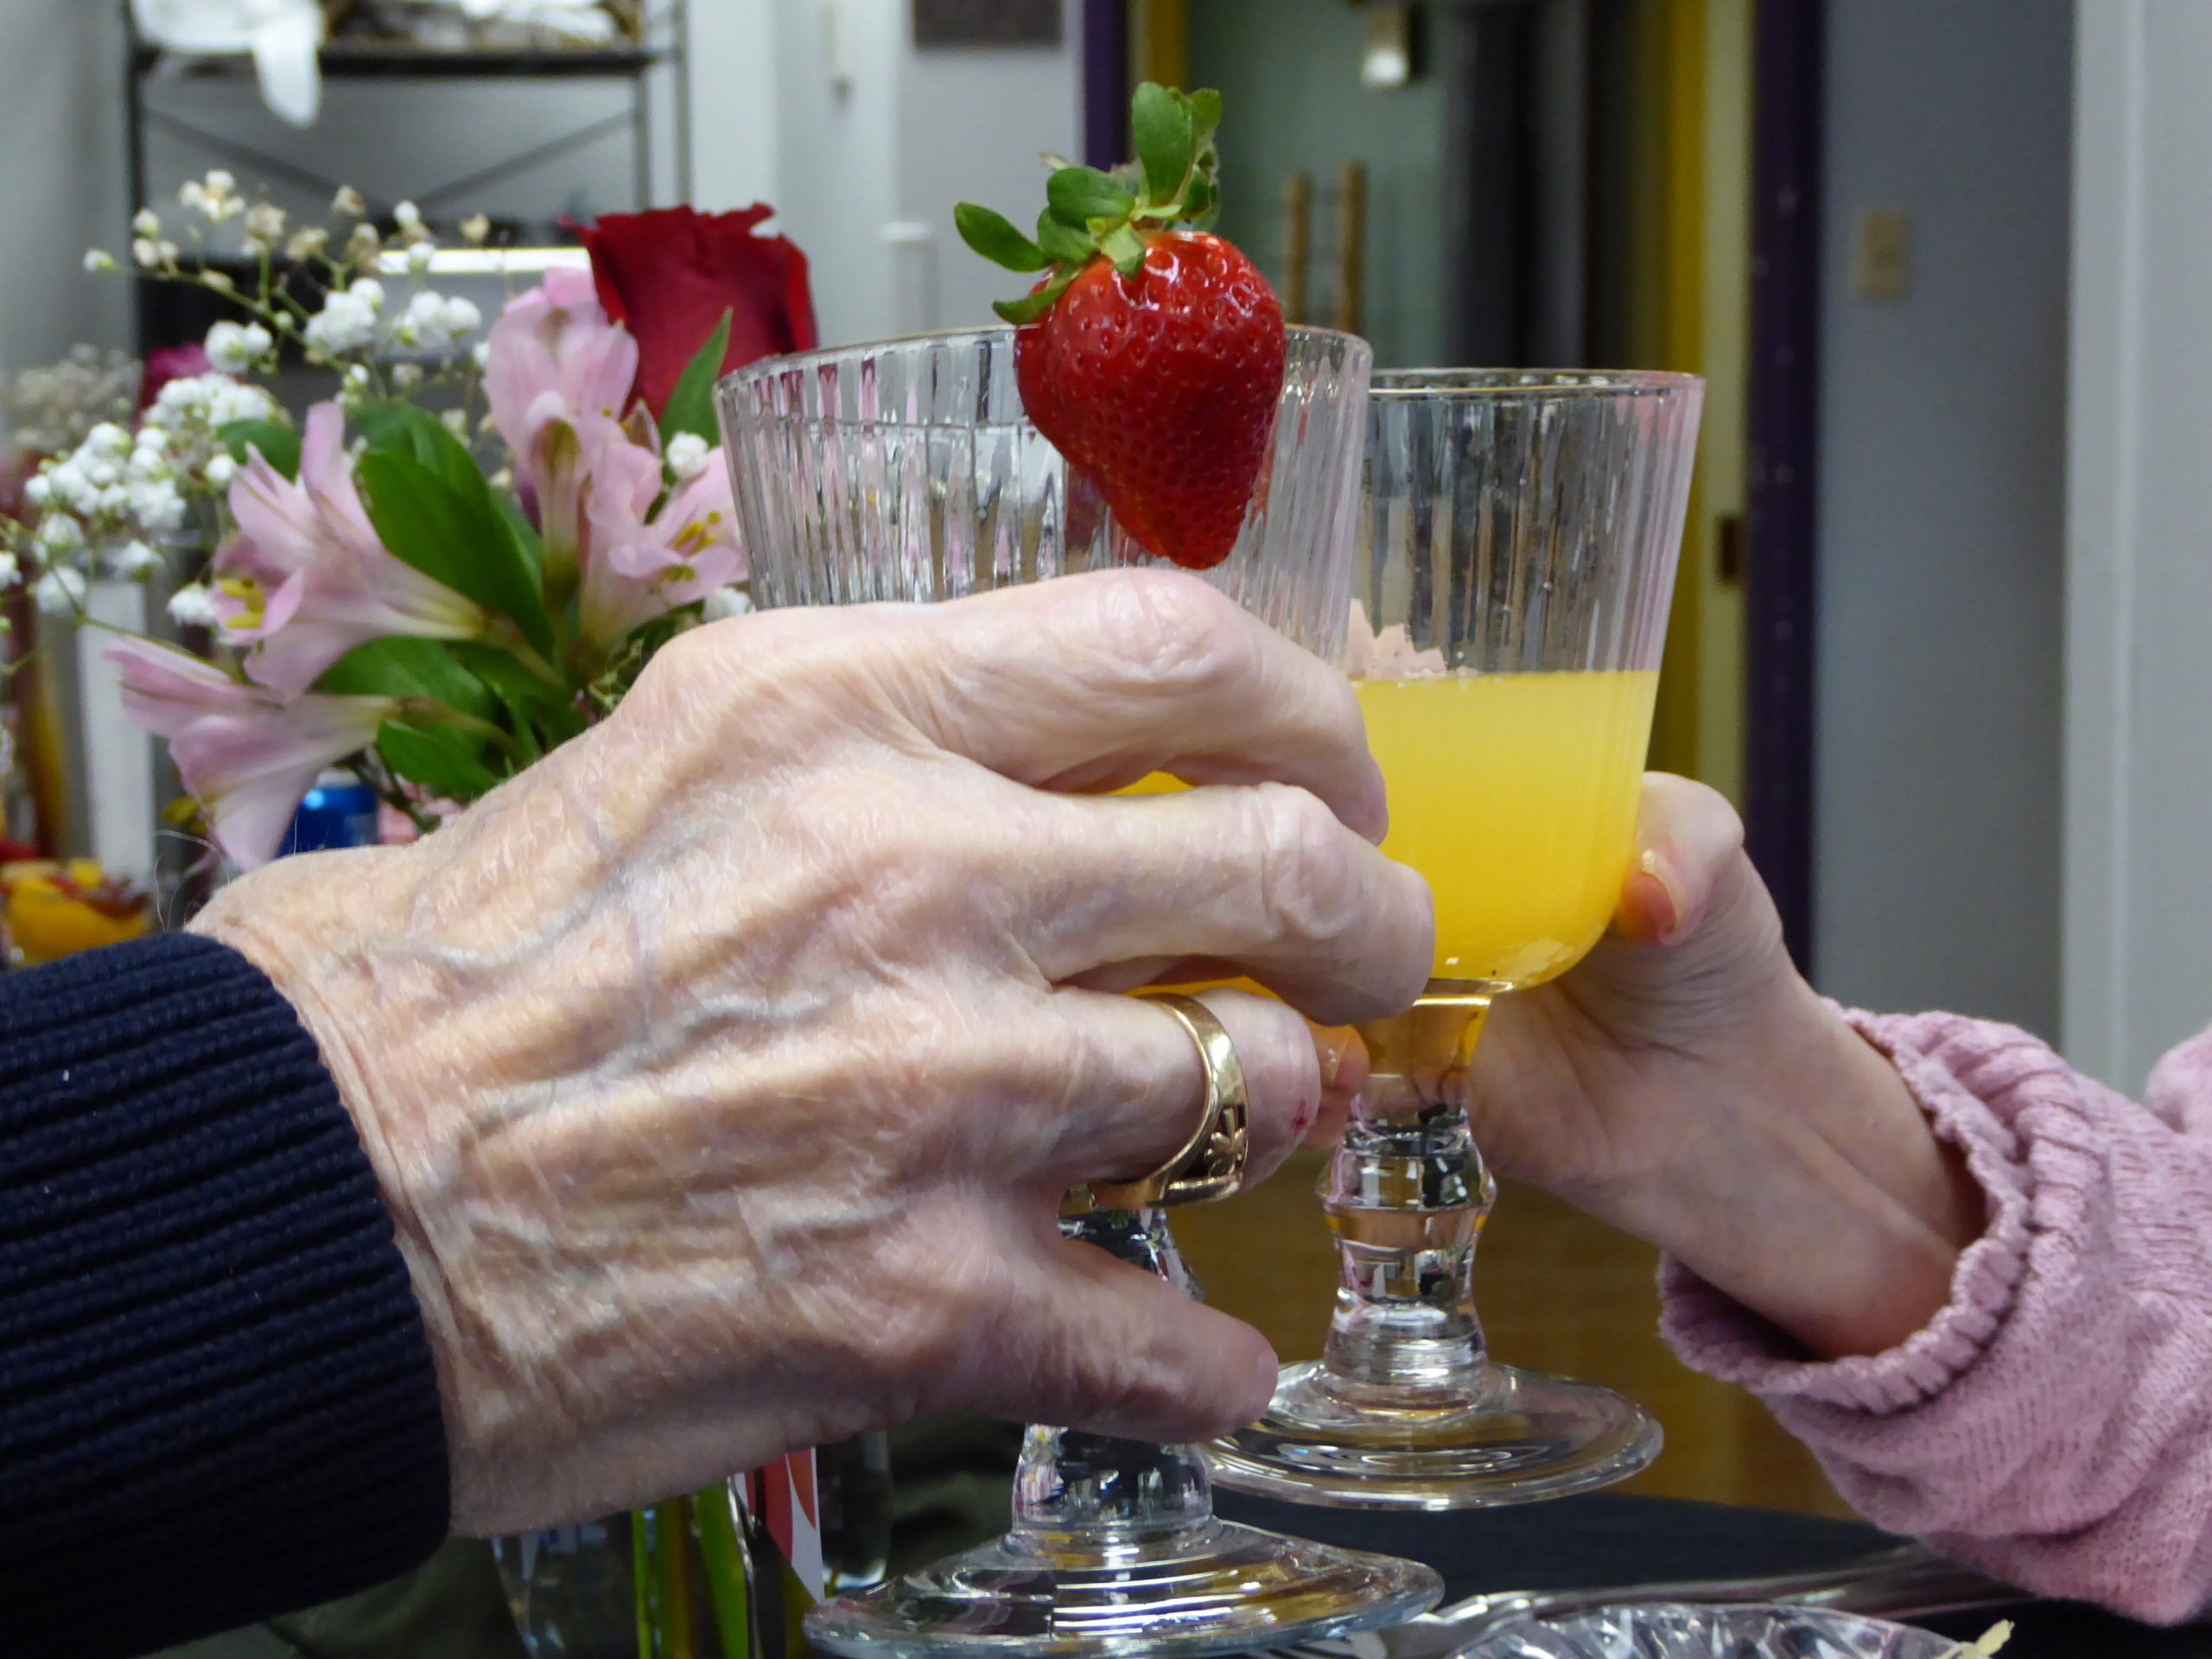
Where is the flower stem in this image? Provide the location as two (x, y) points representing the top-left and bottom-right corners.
(695, 1482), (754, 1659)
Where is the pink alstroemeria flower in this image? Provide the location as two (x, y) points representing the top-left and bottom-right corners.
(578, 436), (745, 655)
(106, 636), (397, 869)
(486, 266), (639, 595)
(216, 402), (492, 695)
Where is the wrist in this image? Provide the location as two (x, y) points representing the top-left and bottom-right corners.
(1622, 978), (1985, 1358)
(190, 846), (477, 1493)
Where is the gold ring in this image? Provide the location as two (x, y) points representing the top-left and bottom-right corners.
(1088, 993), (1251, 1211)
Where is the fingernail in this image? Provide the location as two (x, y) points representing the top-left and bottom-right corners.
(1637, 847), (1686, 941)
(1316, 1031), (1346, 1090)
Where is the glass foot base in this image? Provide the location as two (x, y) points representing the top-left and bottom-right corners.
(803, 1516), (1443, 1657)
(1205, 1358), (1662, 1510)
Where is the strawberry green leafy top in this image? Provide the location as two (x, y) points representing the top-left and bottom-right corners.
(956, 83), (1225, 322)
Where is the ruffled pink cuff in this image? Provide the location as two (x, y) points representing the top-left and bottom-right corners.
(1658, 1005), (2041, 1414)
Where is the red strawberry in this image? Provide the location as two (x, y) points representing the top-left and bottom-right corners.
(956, 84), (1289, 571)
(1013, 233), (1283, 569)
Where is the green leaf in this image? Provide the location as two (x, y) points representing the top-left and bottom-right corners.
(1035, 209), (1097, 266)
(992, 267), (1079, 324)
(659, 309), (733, 446)
(377, 719), (501, 800)
(956, 202), (1050, 272)
(1132, 81), (1196, 207)
(1187, 88), (1224, 149)
(219, 419), (300, 481)
(353, 402), (461, 477)
(318, 636), (495, 719)
(1046, 166), (1136, 229)
(494, 491), (546, 586)
(1101, 223), (1149, 279)
(1184, 172), (1217, 230)
(356, 450), (556, 657)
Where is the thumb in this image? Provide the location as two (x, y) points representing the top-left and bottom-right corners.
(962, 1228), (1277, 1442)
(1614, 773), (1748, 946)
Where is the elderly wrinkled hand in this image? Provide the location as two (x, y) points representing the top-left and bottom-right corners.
(191, 570), (1433, 1534)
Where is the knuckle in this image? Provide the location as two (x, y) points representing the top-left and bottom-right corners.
(1246, 784), (1363, 944)
(1090, 569), (1256, 698)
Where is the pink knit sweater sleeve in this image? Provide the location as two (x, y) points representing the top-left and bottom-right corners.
(1659, 1009), (2212, 1624)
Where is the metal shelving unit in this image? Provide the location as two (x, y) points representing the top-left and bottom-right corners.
(122, 3), (693, 261)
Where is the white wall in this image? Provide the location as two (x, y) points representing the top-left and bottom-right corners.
(762, 0), (1079, 346)
(2065, 1), (2212, 1090)
(0, 0), (132, 371)
(1812, 0), (2073, 1037)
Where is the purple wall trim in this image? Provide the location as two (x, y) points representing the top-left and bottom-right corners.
(1745, 0), (1824, 970)
(1084, 0), (1130, 169)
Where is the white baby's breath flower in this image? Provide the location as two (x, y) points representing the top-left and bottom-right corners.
(334, 185), (366, 217)
(350, 277), (386, 312)
(666, 432), (713, 481)
(391, 363), (423, 391)
(206, 169), (235, 197)
(442, 296), (482, 337)
(131, 238), (162, 270)
(442, 409), (469, 439)
(344, 223), (381, 264)
(486, 467), (513, 492)
(33, 566), (86, 615)
(205, 320), (273, 374)
(179, 180), (206, 212)
(288, 226), (330, 260)
(132, 208), (162, 238)
(702, 586), (753, 622)
(394, 200), (423, 233)
(83, 249), (115, 273)
(206, 454), (238, 489)
(23, 475), (51, 510)
(167, 583), (220, 628)
(35, 509), (86, 554)
(304, 287), (382, 357)
(245, 201), (286, 242)
(461, 213), (492, 247)
(407, 240), (435, 275)
(112, 539), (164, 579)
(471, 340), (492, 371)
(0, 551), (19, 589)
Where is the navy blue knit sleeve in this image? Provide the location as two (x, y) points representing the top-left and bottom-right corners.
(0, 932), (451, 1658)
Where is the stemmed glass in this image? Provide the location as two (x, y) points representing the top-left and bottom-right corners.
(1206, 370), (1704, 1510)
(717, 327), (1443, 1656)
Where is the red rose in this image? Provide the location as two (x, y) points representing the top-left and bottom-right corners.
(138, 345), (213, 411)
(580, 205), (819, 417)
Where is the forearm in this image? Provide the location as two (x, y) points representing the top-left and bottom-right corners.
(1617, 976), (1986, 1358)
(1663, 1010), (2212, 1624)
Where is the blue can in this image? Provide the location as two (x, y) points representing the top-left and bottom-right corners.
(283, 770), (382, 856)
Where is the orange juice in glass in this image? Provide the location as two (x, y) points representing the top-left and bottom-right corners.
(1208, 368), (1702, 1511)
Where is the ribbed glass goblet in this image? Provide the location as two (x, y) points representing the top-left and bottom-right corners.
(718, 325), (1441, 1657)
(1207, 369), (1704, 1510)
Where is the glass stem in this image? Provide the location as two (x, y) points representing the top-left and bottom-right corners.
(1010, 1207), (1215, 1550)
(1320, 995), (1499, 1397)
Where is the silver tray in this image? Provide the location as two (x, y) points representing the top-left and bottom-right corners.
(1447, 1601), (1962, 1657)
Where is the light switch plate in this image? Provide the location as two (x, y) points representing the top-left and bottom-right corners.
(1854, 207), (1910, 302)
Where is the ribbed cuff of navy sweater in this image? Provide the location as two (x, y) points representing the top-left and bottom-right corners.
(0, 932), (450, 1659)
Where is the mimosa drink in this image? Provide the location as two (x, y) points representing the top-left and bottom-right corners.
(1205, 367), (1700, 1513)
(1355, 671), (1658, 989)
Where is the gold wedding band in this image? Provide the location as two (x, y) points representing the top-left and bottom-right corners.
(1087, 993), (1252, 1211)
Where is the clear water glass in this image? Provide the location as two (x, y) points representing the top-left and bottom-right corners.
(1206, 369), (1704, 1510)
(718, 326), (1442, 1657)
